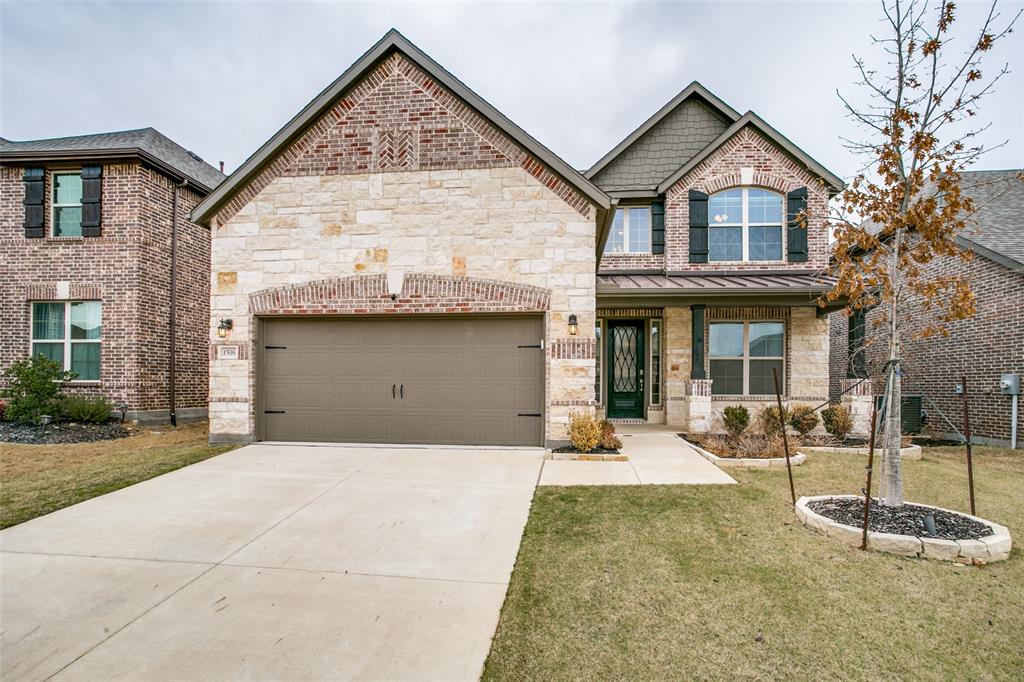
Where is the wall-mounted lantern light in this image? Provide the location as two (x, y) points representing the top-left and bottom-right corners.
(568, 314), (578, 336)
(217, 319), (234, 339)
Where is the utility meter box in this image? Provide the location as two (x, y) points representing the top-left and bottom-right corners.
(1000, 374), (1020, 395)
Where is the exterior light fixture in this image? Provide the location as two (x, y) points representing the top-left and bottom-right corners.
(568, 314), (578, 336)
(119, 404), (128, 422)
(217, 319), (233, 339)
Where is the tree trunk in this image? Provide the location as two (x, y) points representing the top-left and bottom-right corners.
(879, 230), (905, 507)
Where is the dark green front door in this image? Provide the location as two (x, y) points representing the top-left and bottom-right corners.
(606, 320), (644, 419)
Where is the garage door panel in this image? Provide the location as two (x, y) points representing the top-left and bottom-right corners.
(261, 316), (544, 446)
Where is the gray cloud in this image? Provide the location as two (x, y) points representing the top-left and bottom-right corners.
(2, 0), (1021, 179)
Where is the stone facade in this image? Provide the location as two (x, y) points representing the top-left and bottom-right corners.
(0, 162), (211, 420)
(207, 52), (598, 444)
(830, 250), (1024, 445)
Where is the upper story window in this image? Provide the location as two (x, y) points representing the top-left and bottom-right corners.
(31, 301), (102, 381)
(604, 206), (651, 255)
(52, 172), (84, 237)
(708, 188), (783, 262)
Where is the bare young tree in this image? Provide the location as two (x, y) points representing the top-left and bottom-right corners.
(824, 0), (1020, 507)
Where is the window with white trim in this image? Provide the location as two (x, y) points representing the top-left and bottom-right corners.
(650, 319), (661, 406)
(604, 206), (651, 254)
(709, 321), (784, 395)
(31, 301), (101, 380)
(51, 172), (84, 237)
(708, 188), (783, 262)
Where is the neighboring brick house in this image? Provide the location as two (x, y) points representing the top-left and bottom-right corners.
(830, 170), (1024, 446)
(0, 129), (225, 422)
(193, 29), (845, 446)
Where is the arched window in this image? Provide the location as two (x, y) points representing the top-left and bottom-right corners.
(707, 188), (784, 262)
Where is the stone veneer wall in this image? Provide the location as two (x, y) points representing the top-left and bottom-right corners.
(209, 166), (596, 443)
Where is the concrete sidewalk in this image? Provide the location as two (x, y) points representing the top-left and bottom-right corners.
(539, 425), (737, 486)
(0, 444), (543, 681)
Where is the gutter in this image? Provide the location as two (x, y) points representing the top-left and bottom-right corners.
(168, 179), (188, 427)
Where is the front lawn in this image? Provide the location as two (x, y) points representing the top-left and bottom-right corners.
(485, 445), (1023, 680)
(0, 422), (236, 529)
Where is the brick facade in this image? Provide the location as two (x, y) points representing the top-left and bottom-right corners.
(0, 162), (211, 420)
(830, 251), (1024, 444)
(208, 52), (598, 444)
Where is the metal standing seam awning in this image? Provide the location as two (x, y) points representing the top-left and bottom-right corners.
(596, 272), (841, 309)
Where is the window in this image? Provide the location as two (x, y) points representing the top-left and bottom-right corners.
(604, 206), (651, 254)
(709, 321), (784, 395)
(52, 172), (84, 237)
(31, 301), (101, 380)
(708, 188), (783, 262)
(595, 321), (603, 404)
(650, 319), (661, 406)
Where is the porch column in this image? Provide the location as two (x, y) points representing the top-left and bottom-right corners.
(690, 304), (706, 379)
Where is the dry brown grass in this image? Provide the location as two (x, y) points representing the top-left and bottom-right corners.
(1, 422), (236, 528)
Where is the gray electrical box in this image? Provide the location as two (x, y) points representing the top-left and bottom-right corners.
(1001, 373), (1020, 395)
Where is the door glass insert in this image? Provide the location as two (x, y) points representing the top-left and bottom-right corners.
(612, 325), (638, 392)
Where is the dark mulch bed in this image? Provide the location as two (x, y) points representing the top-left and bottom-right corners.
(0, 420), (132, 445)
(912, 437), (965, 447)
(552, 445), (621, 455)
(808, 497), (993, 541)
(801, 434), (869, 447)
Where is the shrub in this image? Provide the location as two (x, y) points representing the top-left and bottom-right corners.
(788, 404), (820, 436)
(60, 395), (114, 423)
(1, 355), (76, 423)
(721, 405), (750, 438)
(821, 404), (854, 441)
(568, 410), (601, 453)
(756, 405), (790, 437)
(598, 419), (622, 451)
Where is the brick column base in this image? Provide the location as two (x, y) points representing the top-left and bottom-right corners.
(840, 378), (874, 437)
(686, 379), (714, 433)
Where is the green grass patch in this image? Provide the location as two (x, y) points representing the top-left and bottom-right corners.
(485, 445), (1023, 680)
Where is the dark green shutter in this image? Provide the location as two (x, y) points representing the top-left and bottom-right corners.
(81, 165), (102, 236)
(691, 304), (706, 379)
(23, 168), (45, 238)
(787, 186), (808, 262)
(688, 190), (708, 263)
(847, 308), (866, 378)
(651, 201), (665, 255)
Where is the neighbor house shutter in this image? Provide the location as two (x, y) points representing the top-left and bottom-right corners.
(81, 165), (102, 236)
(787, 186), (808, 262)
(688, 190), (708, 263)
(651, 201), (665, 255)
(23, 168), (45, 238)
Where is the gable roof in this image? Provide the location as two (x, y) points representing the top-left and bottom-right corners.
(192, 29), (609, 225)
(956, 169), (1024, 271)
(585, 82), (741, 192)
(655, 111), (846, 195)
(0, 128), (225, 192)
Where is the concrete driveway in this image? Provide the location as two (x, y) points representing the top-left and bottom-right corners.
(0, 443), (544, 681)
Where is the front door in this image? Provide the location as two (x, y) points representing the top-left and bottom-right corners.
(606, 320), (644, 419)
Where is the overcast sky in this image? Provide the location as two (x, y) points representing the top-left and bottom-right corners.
(2, 0), (1021, 181)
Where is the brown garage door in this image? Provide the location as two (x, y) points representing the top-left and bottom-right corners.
(260, 316), (545, 446)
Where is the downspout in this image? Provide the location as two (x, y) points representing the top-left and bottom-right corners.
(169, 179), (188, 427)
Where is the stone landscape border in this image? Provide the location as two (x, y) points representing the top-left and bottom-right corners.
(544, 451), (628, 462)
(683, 438), (807, 468)
(795, 494), (1012, 564)
(799, 444), (922, 460)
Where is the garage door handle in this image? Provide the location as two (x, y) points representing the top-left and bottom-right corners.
(518, 413), (542, 417)
(265, 345), (287, 350)
(264, 410), (286, 414)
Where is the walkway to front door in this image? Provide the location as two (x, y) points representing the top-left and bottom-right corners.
(606, 319), (644, 419)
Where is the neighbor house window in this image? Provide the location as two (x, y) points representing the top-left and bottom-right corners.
(709, 321), (784, 395)
(650, 319), (661, 406)
(708, 188), (783, 262)
(604, 206), (651, 254)
(51, 172), (84, 237)
(31, 301), (101, 380)
(595, 321), (603, 404)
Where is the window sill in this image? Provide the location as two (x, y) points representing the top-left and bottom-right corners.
(67, 380), (101, 386)
(705, 260), (787, 266)
(603, 252), (656, 257)
(711, 395), (781, 400)
(44, 236), (86, 242)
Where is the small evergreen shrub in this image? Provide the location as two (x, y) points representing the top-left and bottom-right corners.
(568, 410), (601, 453)
(821, 404), (854, 441)
(1, 355), (76, 423)
(598, 419), (622, 450)
(60, 395), (114, 423)
(788, 404), (820, 436)
(756, 405), (790, 437)
(721, 405), (750, 438)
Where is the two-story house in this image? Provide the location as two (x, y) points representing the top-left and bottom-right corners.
(193, 30), (843, 446)
(1, 129), (224, 423)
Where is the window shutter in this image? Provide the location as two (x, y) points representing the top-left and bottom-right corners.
(651, 201), (665, 255)
(23, 168), (45, 238)
(81, 165), (102, 237)
(787, 186), (808, 262)
(688, 190), (708, 263)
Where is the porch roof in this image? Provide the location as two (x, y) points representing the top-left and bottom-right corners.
(597, 271), (839, 309)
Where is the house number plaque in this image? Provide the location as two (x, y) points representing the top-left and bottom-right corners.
(217, 345), (240, 360)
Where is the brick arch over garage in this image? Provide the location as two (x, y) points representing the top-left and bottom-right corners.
(248, 273), (551, 316)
